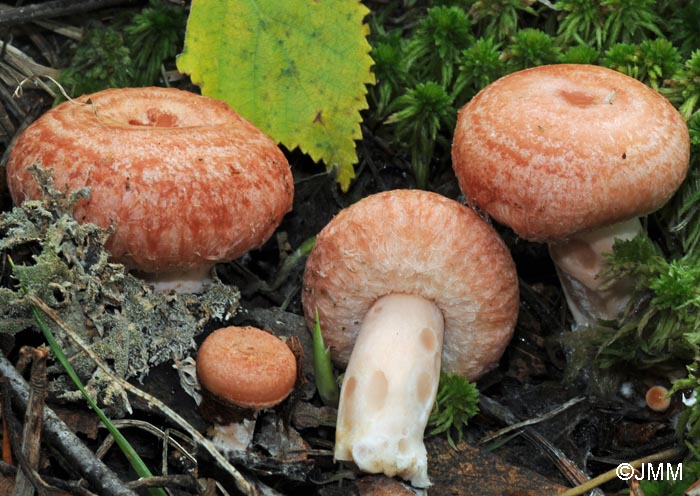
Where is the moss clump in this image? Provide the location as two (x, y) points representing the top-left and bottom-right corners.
(60, 27), (134, 96)
(58, 0), (186, 97)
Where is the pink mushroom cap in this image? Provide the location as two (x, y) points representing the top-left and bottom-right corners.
(6, 87), (294, 274)
(302, 189), (519, 380)
(196, 326), (297, 410)
(452, 64), (690, 242)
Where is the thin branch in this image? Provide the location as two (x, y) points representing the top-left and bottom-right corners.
(95, 419), (198, 481)
(479, 394), (605, 495)
(0, 355), (137, 496)
(0, 0), (140, 28)
(1, 378), (52, 496)
(0, 40), (60, 83)
(479, 396), (584, 444)
(557, 446), (686, 496)
(126, 474), (200, 492)
(13, 346), (48, 496)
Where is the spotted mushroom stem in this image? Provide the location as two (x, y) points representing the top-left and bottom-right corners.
(136, 264), (215, 293)
(335, 293), (444, 488)
(547, 217), (643, 328)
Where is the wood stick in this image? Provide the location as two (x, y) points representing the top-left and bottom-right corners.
(0, 354), (138, 496)
(2, 378), (51, 496)
(13, 346), (48, 496)
(0, 0), (139, 28)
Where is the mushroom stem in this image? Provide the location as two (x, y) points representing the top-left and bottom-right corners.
(334, 293), (444, 488)
(136, 264), (214, 293)
(548, 217), (643, 328)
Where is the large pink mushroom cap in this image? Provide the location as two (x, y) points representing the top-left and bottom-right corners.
(303, 189), (519, 380)
(7, 87), (293, 285)
(452, 64), (689, 243)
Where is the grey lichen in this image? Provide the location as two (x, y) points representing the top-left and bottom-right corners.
(0, 287), (35, 333)
(1, 167), (240, 415)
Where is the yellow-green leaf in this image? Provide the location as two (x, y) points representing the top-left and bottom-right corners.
(176, 0), (375, 191)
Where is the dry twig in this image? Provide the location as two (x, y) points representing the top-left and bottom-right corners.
(0, 40), (59, 93)
(0, 354), (137, 496)
(479, 396), (584, 444)
(2, 377), (54, 496)
(557, 446), (686, 496)
(479, 394), (605, 496)
(0, 0), (139, 28)
(13, 346), (48, 496)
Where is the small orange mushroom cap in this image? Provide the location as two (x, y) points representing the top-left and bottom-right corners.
(6, 87), (293, 274)
(196, 326), (297, 410)
(452, 64), (690, 242)
(645, 385), (671, 413)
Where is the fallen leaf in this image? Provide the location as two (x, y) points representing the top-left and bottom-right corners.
(177, 0), (375, 190)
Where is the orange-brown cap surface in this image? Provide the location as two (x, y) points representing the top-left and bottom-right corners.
(302, 190), (519, 380)
(452, 64), (690, 242)
(196, 326), (297, 409)
(645, 385), (671, 413)
(7, 87), (293, 273)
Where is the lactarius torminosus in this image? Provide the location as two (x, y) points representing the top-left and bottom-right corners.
(7, 87), (294, 292)
(302, 190), (519, 486)
(452, 64), (689, 327)
(196, 325), (298, 450)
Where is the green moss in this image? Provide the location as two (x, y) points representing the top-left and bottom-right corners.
(406, 6), (473, 86)
(125, 0), (187, 86)
(386, 81), (455, 189)
(58, 0), (185, 98)
(504, 28), (560, 70)
(555, 0), (606, 49)
(453, 36), (506, 103)
(428, 372), (480, 449)
(467, 0), (538, 42)
(558, 43), (600, 64)
(60, 27), (134, 97)
(603, 38), (681, 89)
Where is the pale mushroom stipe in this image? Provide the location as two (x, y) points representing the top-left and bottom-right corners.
(302, 190), (519, 487)
(452, 64), (690, 327)
(6, 87), (294, 292)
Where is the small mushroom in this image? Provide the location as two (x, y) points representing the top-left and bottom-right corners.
(302, 190), (519, 487)
(6, 87), (293, 292)
(645, 385), (671, 413)
(196, 325), (297, 450)
(452, 64), (690, 327)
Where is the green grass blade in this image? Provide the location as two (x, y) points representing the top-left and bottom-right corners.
(312, 308), (339, 407)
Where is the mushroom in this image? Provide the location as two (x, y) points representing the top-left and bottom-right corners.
(302, 190), (519, 487)
(452, 64), (690, 327)
(645, 385), (671, 413)
(6, 87), (293, 292)
(195, 325), (298, 450)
